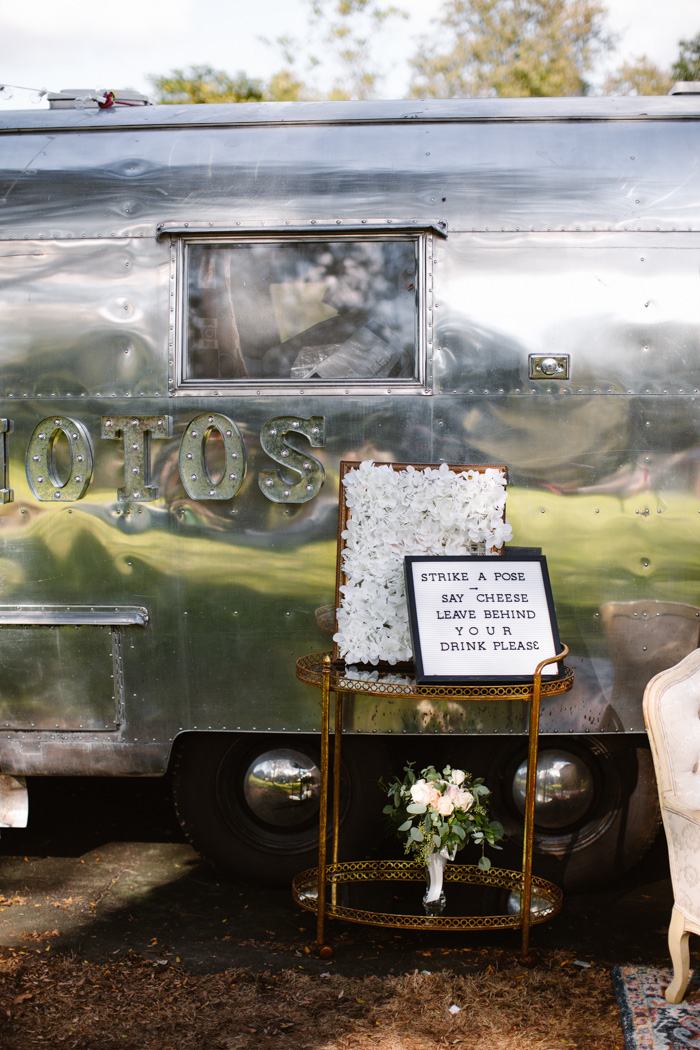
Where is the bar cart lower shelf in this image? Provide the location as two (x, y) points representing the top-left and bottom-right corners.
(293, 859), (563, 931)
(292, 650), (573, 960)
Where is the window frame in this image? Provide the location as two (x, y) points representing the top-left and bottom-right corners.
(164, 222), (440, 397)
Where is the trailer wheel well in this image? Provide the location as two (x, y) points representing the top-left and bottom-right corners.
(485, 735), (661, 890)
(170, 732), (388, 885)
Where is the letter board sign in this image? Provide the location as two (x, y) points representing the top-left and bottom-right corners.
(404, 554), (563, 683)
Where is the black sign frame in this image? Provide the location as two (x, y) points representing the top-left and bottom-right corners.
(404, 553), (564, 684)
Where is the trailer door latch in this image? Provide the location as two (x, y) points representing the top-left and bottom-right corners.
(528, 354), (570, 380)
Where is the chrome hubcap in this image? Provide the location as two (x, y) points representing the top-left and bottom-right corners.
(512, 749), (595, 829)
(243, 748), (321, 827)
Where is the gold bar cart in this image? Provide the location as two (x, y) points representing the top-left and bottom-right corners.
(292, 647), (573, 962)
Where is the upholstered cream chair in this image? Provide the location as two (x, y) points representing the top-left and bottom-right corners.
(643, 648), (700, 1004)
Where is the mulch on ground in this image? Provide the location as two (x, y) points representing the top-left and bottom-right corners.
(0, 944), (623, 1050)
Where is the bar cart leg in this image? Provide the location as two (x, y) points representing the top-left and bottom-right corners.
(520, 647), (568, 964)
(316, 655), (332, 956)
(331, 691), (345, 910)
(520, 669), (541, 963)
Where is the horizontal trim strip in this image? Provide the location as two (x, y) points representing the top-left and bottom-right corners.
(0, 606), (149, 627)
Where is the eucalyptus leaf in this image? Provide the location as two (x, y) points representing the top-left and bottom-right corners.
(406, 803), (426, 814)
(478, 855), (492, 871)
(398, 819), (412, 831)
(410, 827), (424, 842)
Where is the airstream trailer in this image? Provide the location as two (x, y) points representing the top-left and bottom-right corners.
(0, 91), (698, 889)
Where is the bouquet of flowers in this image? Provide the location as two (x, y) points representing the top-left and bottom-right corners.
(382, 763), (503, 870)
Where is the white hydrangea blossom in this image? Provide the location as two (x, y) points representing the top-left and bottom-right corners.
(343, 666), (413, 685)
(334, 461), (512, 665)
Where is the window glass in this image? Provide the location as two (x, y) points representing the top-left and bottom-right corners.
(184, 239), (418, 382)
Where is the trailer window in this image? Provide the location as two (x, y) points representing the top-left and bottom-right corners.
(182, 239), (418, 385)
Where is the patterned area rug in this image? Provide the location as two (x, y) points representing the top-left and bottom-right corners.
(612, 966), (700, 1049)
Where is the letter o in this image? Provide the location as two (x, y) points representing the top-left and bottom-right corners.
(26, 416), (94, 502)
(178, 413), (246, 500)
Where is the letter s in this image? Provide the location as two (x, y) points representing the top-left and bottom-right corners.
(258, 416), (325, 504)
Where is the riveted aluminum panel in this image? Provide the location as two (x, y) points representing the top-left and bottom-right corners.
(2, 99), (700, 240)
(0, 239), (168, 399)
(0, 624), (119, 730)
(0, 99), (697, 776)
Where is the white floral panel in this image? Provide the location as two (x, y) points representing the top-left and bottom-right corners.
(333, 461), (512, 666)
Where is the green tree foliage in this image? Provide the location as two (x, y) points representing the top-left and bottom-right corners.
(270, 0), (407, 100)
(671, 32), (700, 81)
(150, 64), (306, 104)
(601, 30), (700, 96)
(602, 55), (673, 96)
(409, 0), (614, 98)
(152, 0), (404, 104)
(266, 70), (308, 102)
(150, 66), (265, 104)
(150, 10), (699, 106)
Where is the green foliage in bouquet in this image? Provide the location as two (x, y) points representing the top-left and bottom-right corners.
(381, 763), (504, 869)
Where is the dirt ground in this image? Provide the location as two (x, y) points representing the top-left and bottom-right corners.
(0, 776), (676, 1049)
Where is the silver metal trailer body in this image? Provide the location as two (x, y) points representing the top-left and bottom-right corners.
(0, 97), (698, 887)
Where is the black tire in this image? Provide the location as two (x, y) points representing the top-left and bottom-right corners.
(485, 735), (661, 890)
(171, 732), (388, 885)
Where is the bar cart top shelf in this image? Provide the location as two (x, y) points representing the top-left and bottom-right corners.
(295, 652), (575, 700)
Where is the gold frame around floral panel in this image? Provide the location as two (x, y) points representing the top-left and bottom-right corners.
(332, 461), (508, 668)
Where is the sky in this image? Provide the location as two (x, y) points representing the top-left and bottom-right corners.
(0, 0), (698, 109)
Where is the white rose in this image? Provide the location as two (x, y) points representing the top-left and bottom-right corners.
(450, 769), (466, 786)
(436, 796), (454, 817)
(410, 780), (433, 806)
(454, 790), (474, 812)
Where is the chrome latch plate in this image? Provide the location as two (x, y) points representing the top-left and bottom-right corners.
(528, 355), (570, 380)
